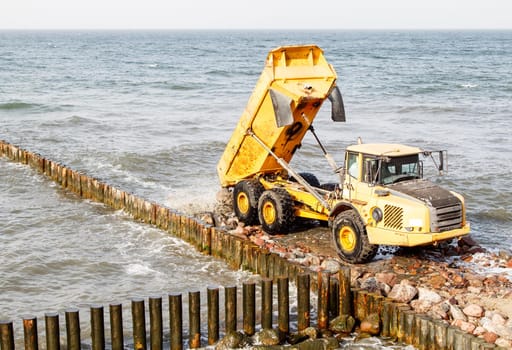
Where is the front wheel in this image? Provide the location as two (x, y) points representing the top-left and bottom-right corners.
(258, 188), (295, 234)
(332, 210), (378, 263)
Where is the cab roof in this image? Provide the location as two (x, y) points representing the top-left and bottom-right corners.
(346, 143), (423, 157)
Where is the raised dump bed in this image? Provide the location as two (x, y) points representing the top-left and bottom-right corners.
(217, 45), (344, 187)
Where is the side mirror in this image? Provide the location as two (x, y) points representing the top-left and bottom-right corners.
(438, 150), (448, 174)
(328, 86), (346, 122)
(423, 150), (448, 174)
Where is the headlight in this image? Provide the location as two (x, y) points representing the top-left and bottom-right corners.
(409, 218), (423, 227)
(371, 207), (383, 223)
(405, 219), (424, 232)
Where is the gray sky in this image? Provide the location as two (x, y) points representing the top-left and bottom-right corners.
(1, 0), (511, 30)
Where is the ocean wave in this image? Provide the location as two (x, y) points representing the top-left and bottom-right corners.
(0, 101), (69, 113)
(65, 115), (100, 125)
(0, 102), (40, 111)
(125, 263), (157, 276)
(38, 115), (101, 127)
(154, 82), (200, 91)
(205, 69), (232, 77)
(471, 208), (511, 223)
(460, 83), (478, 89)
(396, 105), (463, 114)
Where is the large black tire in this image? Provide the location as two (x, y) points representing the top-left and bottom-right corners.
(292, 172), (321, 187)
(233, 180), (264, 225)
(258, 188), (295, 234)
(332, 210), (378, 263)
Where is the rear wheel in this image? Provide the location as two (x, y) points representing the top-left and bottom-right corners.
(233, 180), (264, 225)
(258, 188), (295, 234)
(332, 210), (378, 263)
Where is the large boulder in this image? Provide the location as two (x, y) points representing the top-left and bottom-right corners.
(329, 314), (355, 334)
(388, 280), (418, 303)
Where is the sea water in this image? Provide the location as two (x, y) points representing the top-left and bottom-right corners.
(1, 30), (511, 342)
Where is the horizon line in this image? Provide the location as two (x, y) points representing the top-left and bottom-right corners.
(1, 27), (511, 31)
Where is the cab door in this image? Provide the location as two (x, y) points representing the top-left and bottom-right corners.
(343, 152), (375, 201)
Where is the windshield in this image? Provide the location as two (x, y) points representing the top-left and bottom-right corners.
(364, 154), (421, 185)
(380, 155), (421, 185)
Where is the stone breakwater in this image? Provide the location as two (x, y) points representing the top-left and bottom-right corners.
(212, 190), (512, 348)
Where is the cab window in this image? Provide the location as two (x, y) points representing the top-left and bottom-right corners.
(363, 157), (379, 183)
(347, 152), (358, 179)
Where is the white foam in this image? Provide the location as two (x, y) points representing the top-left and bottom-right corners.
(460, 83), (478, 88)
(125, 263), (156, 276)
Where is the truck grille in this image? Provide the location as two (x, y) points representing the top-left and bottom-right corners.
(433, 203), (463, 232)
(384, 205), (403, 230)
(388, 180), (465, 233)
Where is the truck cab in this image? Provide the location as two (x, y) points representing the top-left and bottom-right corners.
(331, 143), (470, 262)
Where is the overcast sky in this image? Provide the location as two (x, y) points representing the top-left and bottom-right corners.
(1, 0), (511, 30)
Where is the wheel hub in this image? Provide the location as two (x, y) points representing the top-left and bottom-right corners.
(237, 193), (249, 214)
(339, 226), (356, 252)
(262, 202), (276, 224)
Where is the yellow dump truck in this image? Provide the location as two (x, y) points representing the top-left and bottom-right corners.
(217, 45), (470, 263)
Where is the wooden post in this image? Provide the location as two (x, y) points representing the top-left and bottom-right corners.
(403, 309), (416, 346)
(329, 277), (339, 318)
(132, 298), (147, 350)
(479, 342), (497, 349)
(370, 294), (384, 316)
(149, 296), (163, 350)
(355, 290), (369, 322)
(242, 281), (256, 336)
(397, 305), (410, 343)
(428, 321), (436, 350)
(434, 319), (448, 350)
(90, 305), (105, 350)
(297, 273), (310, 332)
(225, 286), (237, 333)
(109, 303), (124, 350)
(277, 276), (289, 340)
(463, 333), (475, 350)
(23, 316), (38, 350)
(414, 313), (423, 349)
(188, 291), (201, 349)
(317, 271), (330, 330)
(201, 225), (212, 255)
(452, 329), (467, 350)
(418, 315), (431, 350)
(445, 325), (457, 350)
(45, 312), (60, 350)
(0, 320), (15, 350)
(338, 267), (351, 316)
(470, 336), (486, 350)
(207, 287), (219, 345)
(261, 278), (273, 330)
(169, 293), (183, 350)
(380, 300), (393, 338)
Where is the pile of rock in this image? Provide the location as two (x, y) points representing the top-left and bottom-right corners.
(352, 259), (512, 348)
(205, 193), (512, 347)
(222, 221), (512, 347)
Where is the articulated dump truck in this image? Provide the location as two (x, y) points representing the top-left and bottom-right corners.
(217, 45), (470, 263)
